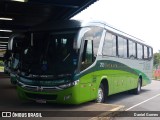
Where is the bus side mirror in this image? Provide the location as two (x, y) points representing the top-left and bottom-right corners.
(8, 34), (25, 51)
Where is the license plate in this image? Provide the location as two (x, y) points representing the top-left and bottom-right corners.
(36, 99), (46, 103)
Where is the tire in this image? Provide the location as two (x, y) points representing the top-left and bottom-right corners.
(133, 78), (142, 94)
(96, 83), (106, 103)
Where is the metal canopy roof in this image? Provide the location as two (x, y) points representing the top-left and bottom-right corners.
(0, 0), (97, 51)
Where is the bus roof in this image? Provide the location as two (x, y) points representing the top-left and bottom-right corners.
(31, 20), (152, 47)
(82, 21), (152, 47)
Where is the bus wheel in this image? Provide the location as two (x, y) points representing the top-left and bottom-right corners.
(96, 84), (106, 103)
(133, 78), (142, 94)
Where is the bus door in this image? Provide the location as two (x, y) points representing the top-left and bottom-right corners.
(78, 27), (104, 102)
(79, 40), (95, 101)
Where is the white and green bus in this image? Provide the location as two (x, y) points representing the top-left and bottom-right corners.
(16, 20), (153, 104)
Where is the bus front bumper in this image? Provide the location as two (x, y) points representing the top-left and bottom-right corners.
(17, 84), (82, 104)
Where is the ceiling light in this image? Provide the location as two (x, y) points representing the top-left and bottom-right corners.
(0, 30), (12, 32)
(0, 47), (7, 48)
(0, 49), (6, 50)
(0, 17), (13, 21)
(0, 37), (9, 39)
(0, 42), (8, 44)
(11, 0), (28, 2)
(0, 45), (7, 47)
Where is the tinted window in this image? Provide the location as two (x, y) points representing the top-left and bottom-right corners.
(137, 44), (143, 59)
(118, 37), (127, 58)
(83, 27), (103, 58)
(129, 40), (136, 58)
(103, 32), (116, 56)
(149, 47), (153, 59)
(21, 31), (78, 75)
(81, 40), (93, 71)
(80, 27), (103, 71)
(144, 46), (148, 59)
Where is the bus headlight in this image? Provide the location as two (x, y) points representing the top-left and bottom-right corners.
(72, 80), (79, 86)
(59, 83), (72, 89)
(59, 80), (79, 89)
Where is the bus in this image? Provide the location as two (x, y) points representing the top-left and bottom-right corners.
(13, 20), (153, 104)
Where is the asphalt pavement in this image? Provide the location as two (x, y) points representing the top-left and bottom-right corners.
(107, 80), (160, 120)
(1, 72), (160, 120)
(0, 72), (124, 120)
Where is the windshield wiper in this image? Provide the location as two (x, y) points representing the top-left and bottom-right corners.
(63, 53), (70, 62)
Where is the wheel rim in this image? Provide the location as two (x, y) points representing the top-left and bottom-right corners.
(97, 87), (103, 103)
(138, 81), (141, 92)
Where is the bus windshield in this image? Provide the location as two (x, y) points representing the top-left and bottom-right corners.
(20, 31), (79, 77)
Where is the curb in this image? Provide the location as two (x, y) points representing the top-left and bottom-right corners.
(152, 79), (160, 81)
(89, 104), (125, 120)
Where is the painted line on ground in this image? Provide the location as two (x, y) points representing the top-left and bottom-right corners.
(126, 93), (160, 111)
(89, 104), (124, 120)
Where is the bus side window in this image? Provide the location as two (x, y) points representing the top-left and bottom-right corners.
(81, 40), (93, 71)
(137, 44), (143, 59)
(118, 37), (127, 58)
(143, 46), (148, 60)
(129, 40), (136, 59)
(148, 47), (153, 60)
(103, 32), (116, 56)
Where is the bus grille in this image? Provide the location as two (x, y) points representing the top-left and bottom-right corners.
(25, 92), (57, 100)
